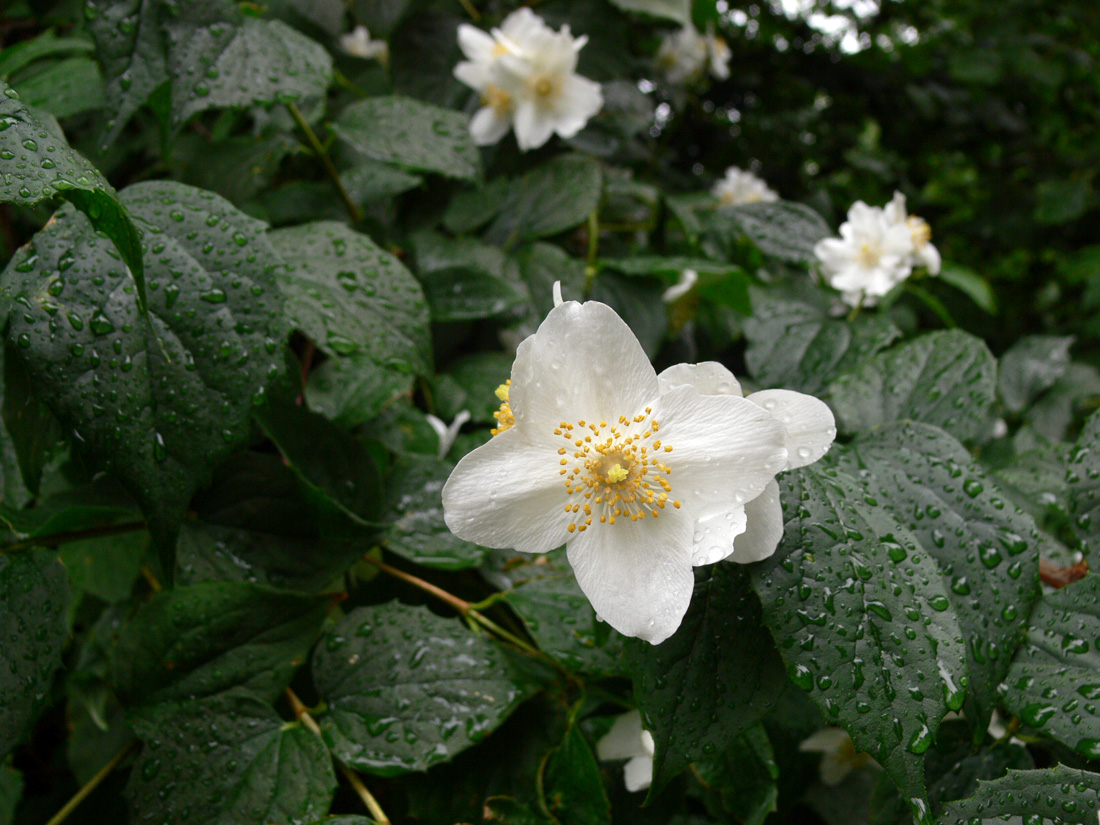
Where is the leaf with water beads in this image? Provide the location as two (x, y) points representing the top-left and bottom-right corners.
(0, 81), (145, 309)
(938, 764), (1100, 825)
(1066, 410), (1100, 554)
(0, 180), (288, 566)
(831, 422), (1041, 733)
(0, 548), (69, 760)
(1000, 575), (1100, 760)
(312, 602), (539, 775)
(750, 464), (968, 817)
(125, 691), (336, 825)
(624, 564), (787, 797)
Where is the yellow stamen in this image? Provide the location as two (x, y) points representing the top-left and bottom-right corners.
(606, 464), (628, 483)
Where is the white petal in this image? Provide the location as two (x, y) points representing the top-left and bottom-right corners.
(509, 300), (659, 432)
(819, 752), (856, 786)
(469, 106), (512, 145)
(747, 389), (836, 470)
(657, 361), (743, 397)
(918, 242), (941, 275)
(646, 385), (788, 516)
(884, 191), (907, 225)
(457, 24), (498, 63)
(799, 727), (851, 754)
(454, 60), (490, 91)
(442, 427), (569, 554)
(624, 755), (654, 792)
(567, 507), (695, 644)
(551, 75), (603, 138)
(692, 504), (747, 565)
(596, 711), (645, 761)
(513, 101), (557, 150)
(730, 479), (783, 563)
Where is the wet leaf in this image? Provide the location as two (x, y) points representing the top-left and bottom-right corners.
(690, 724), (779, 825)
(313, 602), (537, 775)
(997, 335), (1074, 414)
(540, 723), (611, 825)
(0, 548), (68, 760)
(717, 200), (832, 264)
(1065, 410), (1100, 553)
(939, 765), (1100, 824)
(485, 155), (603, 246)
(126, 691), (335, 825)
(625, 564), (787, 796)
(0, 181), (287, 559)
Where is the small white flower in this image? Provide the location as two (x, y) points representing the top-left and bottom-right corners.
(442, 298), (833, 643)
(453, 8), (603, 151)
(657, 24), (730, 84)
(656, 362), (836, 564)
(799, 727), (872, 785)
(813, 199), (916, 307)
(340, 25), (389, 63)
(426, 410), (471, 459)
(661, 269), (698, 303)
(884, 191), (941, 276)
(596, 710), (654, 792)
(712, 167), (779, 206)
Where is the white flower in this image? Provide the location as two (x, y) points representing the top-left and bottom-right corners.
(656, 362), (836, 564)
(884, 191), (941, 275)
(596, 711), (654, 792)
(453, 8), (603, 151)
(712, 167), (779, 206)
(799, 727), (872, 785)
(661, 269), (698, 303)
(657, 25), (730, 84)
(813, 199), (916, 307)
(426, 410), (471, 459)
(442, 296), (833, 644)
(340, 25), (389, 63)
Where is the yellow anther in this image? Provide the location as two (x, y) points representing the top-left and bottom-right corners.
(495, 382), (510, 402)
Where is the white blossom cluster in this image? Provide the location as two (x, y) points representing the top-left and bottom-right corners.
(814, 192), (942, 307)
(657, 24), (731, 84)
(712, 166), (780, 205)
(453, 9), (603, 151)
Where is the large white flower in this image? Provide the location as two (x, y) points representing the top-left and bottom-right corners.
(656, 361), (835, 564)
(657, 24), (731, 84)
(596, 711), (654, 792)
(453, 8), (603, 151)
(813, 200), (915, 307)
(712, 167), (779, 206)
(340, 25), (389, 63)
(442, 298), (833, 643)
(884, 191), (941, 275)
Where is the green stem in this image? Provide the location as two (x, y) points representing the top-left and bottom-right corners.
(45, 741), (138, 825)
(584, 209), (600, 297)
(1, 521), (147, 556)
(846, 300), (862, 322)
(285, 102), (363, 223)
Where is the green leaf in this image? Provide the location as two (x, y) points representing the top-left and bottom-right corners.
(306, 354), (416, 428)
(997, 335), (1074, 414)
(0, 30), (94, 78)
(432, 351), (514, 426)
(271, 220), (431, 372)
(0, 763), (20, 825)
(177, 452), (363, 591)
(0, 548), (69, 760)
(751, 464), (968, 812)
(936, 264), (997, 314)
(1, 181), (287, 558)
(12, 57), (104, 119)
(743, 290), (901, 394)
(110, 581), (333, 709)
(2, 339), (61, 496)
(719, 200), (832, 264)
(58, 527), (147, 602)
(1035, 177), (1091, 225)
(510, 242), (587, 325)
(500, 548), (622, 677)
(831, 423), (1041, 729)
(540, 723), (611, 825)
(388, 0), (468, 108)
(485, 155), (603, 246)
(589, 272), (667, 359)
(0, 81), (144, 303)
(1001, 575), (1100, 758)
(828, 330), (997, 443)
(607, 0), (690, 23)
(443, 177), (510, 234)
(313, 602), (537, 775)
(1066, 410), (1100, 553)
(126, 691), (336, 825)
(690, 725), (778, 825)
(381, 456), (486, 570)
(939, 765), (1100, 825)
(420, 267), (527, 321)
(624, 565), (787, 796)
(332, 95), (480, 180)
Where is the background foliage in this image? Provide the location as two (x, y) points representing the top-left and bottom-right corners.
(1, 0), (1099, 823)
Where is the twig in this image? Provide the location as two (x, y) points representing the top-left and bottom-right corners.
(360, 553), (472, 614)
(456, 0), (480, 20)
(45, 741), (139, 825)
(286, 689), (391, 825)
(285, 102), (363, 223)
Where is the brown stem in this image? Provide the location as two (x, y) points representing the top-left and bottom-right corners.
(1039, 557), (1089, 589)
(359, 554), (472, 614)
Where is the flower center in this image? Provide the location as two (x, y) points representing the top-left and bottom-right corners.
(491, 381), (514, 435)
(857, 242), (881, 268)
(555, 409), (680, 533)
(532, 75), (559, 98)
(482, 84), (513, 114)
(908, 216), (931, 248)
